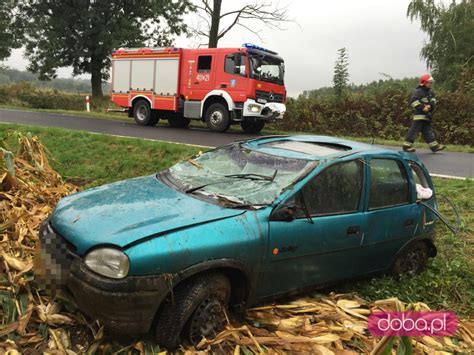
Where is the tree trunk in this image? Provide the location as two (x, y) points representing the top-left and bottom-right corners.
(91, 67), (103, 98)
(208, 0), (222, 48)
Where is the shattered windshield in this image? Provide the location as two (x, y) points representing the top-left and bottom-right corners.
(249, 52), (285, 85)
(168, 143), (316, 206)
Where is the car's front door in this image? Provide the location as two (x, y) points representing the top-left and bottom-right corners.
(257, 159), (367, 298)
(360, 157), (420, 271)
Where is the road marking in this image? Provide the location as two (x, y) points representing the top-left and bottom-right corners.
(430, 173), (468, 181)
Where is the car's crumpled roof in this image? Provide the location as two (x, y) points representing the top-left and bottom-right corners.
(241, 135), (416, 162)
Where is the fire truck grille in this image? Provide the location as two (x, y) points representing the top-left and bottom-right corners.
(256, 90), (284, 104)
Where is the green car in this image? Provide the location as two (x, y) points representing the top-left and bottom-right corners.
(37, 135), (437, 348)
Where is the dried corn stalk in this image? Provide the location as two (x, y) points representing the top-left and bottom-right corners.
(0, 134), (473, 354)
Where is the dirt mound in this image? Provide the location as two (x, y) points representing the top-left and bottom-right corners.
(0, 134), (472, 354)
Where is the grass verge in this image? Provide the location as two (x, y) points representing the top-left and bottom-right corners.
(1, 104), (473, 153)
(0, 123), (472, 316)
(0, 123), (201, 187)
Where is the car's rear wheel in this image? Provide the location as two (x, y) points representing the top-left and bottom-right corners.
(241, 118), (265, 134)
(205, 103), (230, 132)
(133, 99), (159, 126)
(168, 115), (191, 128)
(390, 241), (428, 276)
(154, 273), (231, 349)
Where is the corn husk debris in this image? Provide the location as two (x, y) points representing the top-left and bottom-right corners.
(0, 134), (473, 354)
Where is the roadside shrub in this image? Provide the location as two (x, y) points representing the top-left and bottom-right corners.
(281, 88), (474, 146)
(0, 82), (111, 112)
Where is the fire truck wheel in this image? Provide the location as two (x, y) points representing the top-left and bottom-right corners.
(241, 119), (265, 134)
(205, 103), (230, 132)
(168, 116), (191, 128)
(133, 99), (153, 126)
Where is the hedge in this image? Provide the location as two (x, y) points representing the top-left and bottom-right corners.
(0, 82), (109, 111)
(279, 89), (473, 146)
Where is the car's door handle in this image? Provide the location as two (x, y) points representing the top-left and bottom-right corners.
(404, 219), (415, 227)
(220, 84), (227, 88)
(347, 226), (360, 236)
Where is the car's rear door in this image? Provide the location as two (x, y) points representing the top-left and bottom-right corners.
(257, 159), (367, 298)
(360, 157), (421, 271)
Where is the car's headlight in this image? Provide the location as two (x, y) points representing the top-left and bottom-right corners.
(84, 247), (129, 279)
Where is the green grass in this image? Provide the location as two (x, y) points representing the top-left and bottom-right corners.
(1, 104), (473, 153)
(0, 123), (201, 187)
(1, 123), (472, 315)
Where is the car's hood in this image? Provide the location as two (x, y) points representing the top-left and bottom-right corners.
(51, 175), (244, 255)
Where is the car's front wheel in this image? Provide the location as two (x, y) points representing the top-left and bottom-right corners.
(154, 273), (231, 349)
(390, 241), (428, 276)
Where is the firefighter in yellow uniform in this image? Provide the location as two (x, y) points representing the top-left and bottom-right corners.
(403, 74), (445, 153)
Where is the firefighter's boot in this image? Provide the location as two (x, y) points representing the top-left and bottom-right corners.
(431, 144), (446, 153)
(403, 143), (416, 153)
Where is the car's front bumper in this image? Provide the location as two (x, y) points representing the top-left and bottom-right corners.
(35, 221), (170, 335)
(243, 99), (286, 121)
(67, 261), (170, 334)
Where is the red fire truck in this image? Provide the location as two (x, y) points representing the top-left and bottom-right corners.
(110, 44), (286, 133)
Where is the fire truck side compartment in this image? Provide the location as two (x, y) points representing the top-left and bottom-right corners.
(154, 58), (179, 96)
(113, 60), (130, 93)
(131, 60), (154, 91)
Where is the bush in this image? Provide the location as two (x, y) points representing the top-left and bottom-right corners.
(0, 82), (110, 112)
(281, 88), (474, 146)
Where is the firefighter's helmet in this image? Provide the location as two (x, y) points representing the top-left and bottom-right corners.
(420, 74), (434, 85)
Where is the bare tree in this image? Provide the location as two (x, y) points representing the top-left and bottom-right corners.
(193, 0), (291, 48)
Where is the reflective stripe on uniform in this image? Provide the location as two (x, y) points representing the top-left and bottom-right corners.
(410, 100), (422, 107)
(428, 141), (439, 147)
(413, 115), (429, 120)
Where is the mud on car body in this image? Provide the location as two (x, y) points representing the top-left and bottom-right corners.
(36, 135), (438, 349)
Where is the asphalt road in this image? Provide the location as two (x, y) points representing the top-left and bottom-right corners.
(1, 108), (472, 178)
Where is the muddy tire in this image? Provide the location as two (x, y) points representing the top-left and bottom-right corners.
(390, 241), (428, 277)
(168, 115), (191, 128)
(133, 99), (158, 126)
(154, 273), (231, 350)
(205, 103), (230, 132)
(241, 118), (265, 134)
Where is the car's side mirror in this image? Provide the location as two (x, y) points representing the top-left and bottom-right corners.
(270, 205), (296, 222)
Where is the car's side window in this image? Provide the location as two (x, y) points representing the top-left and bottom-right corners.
(409, 162), (429, 188)
(369, 158), (409, 209)
(296, 159), (364, 216)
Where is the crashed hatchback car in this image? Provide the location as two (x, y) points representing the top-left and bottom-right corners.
(36, 135), (438, 348)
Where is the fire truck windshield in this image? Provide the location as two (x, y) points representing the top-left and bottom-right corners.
(248, 52), (284, 85)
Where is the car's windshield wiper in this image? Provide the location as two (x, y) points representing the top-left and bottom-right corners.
(225, 170), (278, 182)
(185, 180), (228, 194)
(186, 170), (278, 194)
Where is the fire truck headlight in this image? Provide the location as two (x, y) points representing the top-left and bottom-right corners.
(248, 104), (261, 113)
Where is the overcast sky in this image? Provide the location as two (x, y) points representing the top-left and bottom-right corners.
(5, 0), (431, 96)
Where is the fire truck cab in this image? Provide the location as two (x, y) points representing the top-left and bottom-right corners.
(110, 44), (286, 133)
